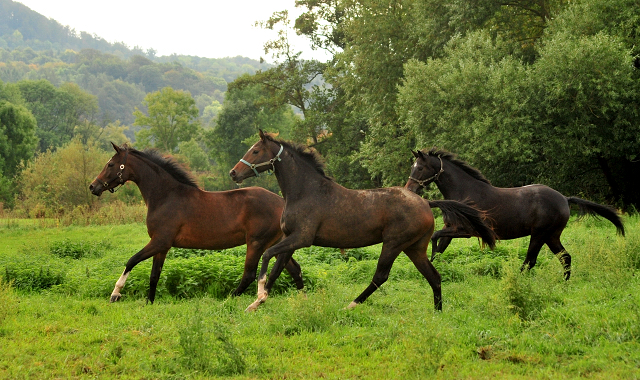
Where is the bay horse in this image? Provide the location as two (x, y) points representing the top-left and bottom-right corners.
(405, 148), (625, 280)
(229, 131), (496, 312)
(89, 143), (304, 303)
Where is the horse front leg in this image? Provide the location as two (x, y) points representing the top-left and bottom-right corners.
(111, 239), (171, 303)
(245, 233), (312, 312)
(148, 252), (168, 304)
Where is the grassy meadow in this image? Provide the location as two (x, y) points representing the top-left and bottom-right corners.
(0, 214), (639, 379)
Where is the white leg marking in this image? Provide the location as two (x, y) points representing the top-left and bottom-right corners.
(110, 270), (129, 302)
(245, 275), (268, 312)
(346, 301), (358, 310)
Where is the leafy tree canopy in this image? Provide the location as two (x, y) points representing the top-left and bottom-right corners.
(134, 87), (201, 153)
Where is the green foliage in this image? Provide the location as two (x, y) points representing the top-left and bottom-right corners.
(13, 79), (98, 151)
(133, 87), (200, 153)
(178, 305), (246, 376)
(3, 265), (65, 291)
(17, 138), (113, 216)
(0, 276), (18, 326)
(0, 217), (638, 378)
(0, 98), (37, 177)
(49, 238), (110, 259)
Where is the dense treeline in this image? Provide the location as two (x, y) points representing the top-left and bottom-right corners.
(230, 0), (639, 209)
(1, 0), (639, 218)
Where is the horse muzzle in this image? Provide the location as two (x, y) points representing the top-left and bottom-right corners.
(89, 181), (105, 196)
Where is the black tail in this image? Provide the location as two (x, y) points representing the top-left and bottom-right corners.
(566, 197), (625, 236)
(429, 200), (497, 249)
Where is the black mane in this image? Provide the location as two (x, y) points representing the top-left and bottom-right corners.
(126, 146), (200, 188)
(264, 134), (333, 181)
(422, 148), (491, 185)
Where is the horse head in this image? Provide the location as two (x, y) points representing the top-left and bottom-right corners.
(405, 149), (444, 192)
(229, 130), (283, 184)
(89, 142), (131, 196)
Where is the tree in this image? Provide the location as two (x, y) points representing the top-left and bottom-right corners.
(203, 83), (297, 191)
(17, 138), (112, 216)
(13, 79), (98, 151)
(133, 87), (200, 152)
(0, 100), (38, 177)
(233, 10), (326, 144)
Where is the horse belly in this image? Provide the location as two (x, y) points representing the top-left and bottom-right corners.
(173, 222), (246, 250)
(313, 223), (383, 248)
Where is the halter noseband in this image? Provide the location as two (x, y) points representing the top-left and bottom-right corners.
(104, 149), (129, 193)
(239, 144), (284, 177)
(408, 154), (444, 189)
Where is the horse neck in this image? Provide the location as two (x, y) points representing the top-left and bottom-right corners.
(128, 155), (181, 207)
(436, 159), (492, 200)
(273, 146), (328, 202)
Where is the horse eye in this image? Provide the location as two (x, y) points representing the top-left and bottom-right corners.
(108, 162), (114, 167)
(252, 150), (259, 155)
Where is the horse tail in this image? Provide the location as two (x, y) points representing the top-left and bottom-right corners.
(566, 197), (625, 236)
(429, 200), (497, 249)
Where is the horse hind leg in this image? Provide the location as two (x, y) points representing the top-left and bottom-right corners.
(521, 235), (545, 273)
(348, 243), (403, 309)
(404, 238), (442, 311)
(546, 236), (571, 281)
(284, 257), (304, 291)
(430, 231), (453, 261)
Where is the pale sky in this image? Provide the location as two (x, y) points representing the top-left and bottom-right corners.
(16, 0), (331, 62)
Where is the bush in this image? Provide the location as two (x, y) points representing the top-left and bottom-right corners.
(3, 265), (65, 291)
(178, 305), (246, 376)
(49, 238), (110, 259)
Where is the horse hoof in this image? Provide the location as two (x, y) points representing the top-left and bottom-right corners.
(110, 294), (121, 303)
(346, 301), (358, 310)
(564, 271), (571, 281)
(245, 302), (260, 313)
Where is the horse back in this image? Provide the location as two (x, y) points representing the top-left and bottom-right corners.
(306, 186), (434, 248)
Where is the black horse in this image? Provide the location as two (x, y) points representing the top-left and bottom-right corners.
(229, 131), (496, 311)
(405, 148), (625, 280)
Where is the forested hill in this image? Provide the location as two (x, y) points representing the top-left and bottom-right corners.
(0, 0), (269, 126)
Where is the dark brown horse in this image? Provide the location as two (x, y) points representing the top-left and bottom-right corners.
(229, 131), (496, 312)
(405, 148), (625, 280)
(89, 143), (304, 303)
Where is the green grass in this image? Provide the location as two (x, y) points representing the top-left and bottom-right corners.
(0, 215), (638, 379)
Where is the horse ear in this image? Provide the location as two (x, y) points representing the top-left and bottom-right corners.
(259, 129), (267, 142)
(416, 150), (426, 159)
(411, 150), (420, 158)
(111, 142), (120, 152)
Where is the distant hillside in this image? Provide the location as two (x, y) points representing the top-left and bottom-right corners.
(0, 0), (270, 127)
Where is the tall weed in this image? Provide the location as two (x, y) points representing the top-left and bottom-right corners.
(500, 258), (563, 321)
(0, 277), (18, 326)
(49, 238), (111, 259)
(177, 304), (246, 376)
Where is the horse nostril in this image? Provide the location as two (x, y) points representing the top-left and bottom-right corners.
(229, 169), (236, 178)
(89, 184), (94, 191)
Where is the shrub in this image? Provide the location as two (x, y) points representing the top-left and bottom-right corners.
(178, 305), (245, 376)
(3, 265), (65, 291)
(49, 238), (110, 259)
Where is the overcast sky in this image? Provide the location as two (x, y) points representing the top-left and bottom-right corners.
(16, 0), (331, 62)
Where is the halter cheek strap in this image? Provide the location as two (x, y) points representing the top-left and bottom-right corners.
(408, 155), (444, 189)
(239, 144), (284, 177)
(104, 150), (129, 193)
